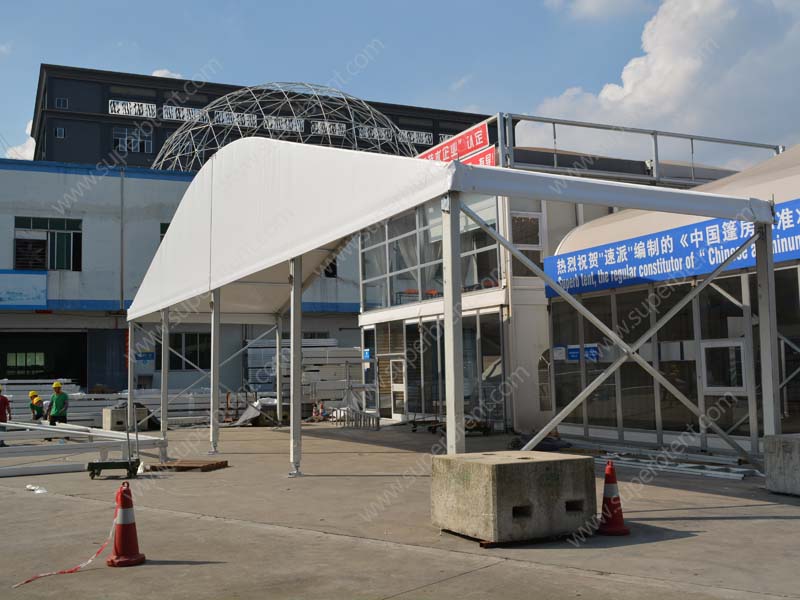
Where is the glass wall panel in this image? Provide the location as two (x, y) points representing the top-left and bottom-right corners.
(389, 270), (419, 306)
(462, 250), (499, 292)
(463, 316), (480, 417)
(361, 225), (385, 248)
(774, 268), (800, 433)
(387, 210), (416, 238)
(405, 322), (422, 414)
(421, 263), (443, 299)
(362, 246), (386, 280)
(511, 215), (540, 245)
(389, 234), (418, 272)
(420, 226), (442, 263)
(615, 290), (656, 430)
(420, 199), (442, 228)
(511, 250), (542, 276)
(480, 313), (504, 424)
(421, 321), (442, 416)
(654, 283), (699, 431)
(360, 198), (499, 310)
(620, 362), (655, 429)
(700, 276), (743, 339)
(582, 295), (617, 427)
(538, 349), (552, 411)
(552, 300), (582, 423)
(363, 329), (377, 410)
(363, 279), (387, 310)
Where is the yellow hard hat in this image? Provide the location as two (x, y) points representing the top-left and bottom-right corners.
(29, 390), (38, 398)
(52, 381), (62, 389)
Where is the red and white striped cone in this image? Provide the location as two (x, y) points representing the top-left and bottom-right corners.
(598, 460), (630, 536)
(107, 481), (146, 567)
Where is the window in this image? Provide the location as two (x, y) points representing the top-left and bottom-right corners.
(55, 97), (69, 109)
(54, 127), (65, 139)
(359, 196), (500, 311)
(6, 352), (46, 377)
(303, 331), (330, 339)
(511, 212), (543, 276)
(160, 222), (170, 241)
(113, 127), (153, 154)
(14, 217), (82, 271)
(155, 332), (211, 370)
(323, 258), (337, 278)
(701, 340), (746, 394)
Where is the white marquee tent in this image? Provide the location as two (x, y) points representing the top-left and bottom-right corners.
(128, 136), (778, 471)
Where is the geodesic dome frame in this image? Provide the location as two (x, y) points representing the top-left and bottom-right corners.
(152, 82), (418, 171)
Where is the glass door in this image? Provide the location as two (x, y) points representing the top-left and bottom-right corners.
(390, 358), (406, 420)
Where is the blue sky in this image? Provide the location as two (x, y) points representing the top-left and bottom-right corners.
(0, 0), (655, 150)
(1, 0), (799, 167)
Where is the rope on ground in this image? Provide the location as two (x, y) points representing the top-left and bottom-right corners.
(12, 510), (117, 588)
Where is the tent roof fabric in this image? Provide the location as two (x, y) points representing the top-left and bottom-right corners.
(128, 136), (773, 322)
(556, 145), (798, 255)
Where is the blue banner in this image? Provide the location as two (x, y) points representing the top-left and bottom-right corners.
(544, 198), (800, 297)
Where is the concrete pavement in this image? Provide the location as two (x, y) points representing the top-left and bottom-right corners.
(1, 424), (798, 599)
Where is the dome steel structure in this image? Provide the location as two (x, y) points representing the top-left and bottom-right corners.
(152, 82), (417, 171)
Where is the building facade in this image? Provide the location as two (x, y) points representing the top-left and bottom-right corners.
(31, 64), (489, 168)
(355, 114), (782, 435)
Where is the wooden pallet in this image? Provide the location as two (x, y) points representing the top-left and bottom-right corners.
(145, 459), (228, 473)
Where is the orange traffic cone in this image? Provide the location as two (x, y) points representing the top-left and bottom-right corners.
(107, 481), (146, 567)
(598, 460), (630, 536)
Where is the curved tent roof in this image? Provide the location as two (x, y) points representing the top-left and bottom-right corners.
(556, 145), (799, 255)
(129, 136), (773, 322)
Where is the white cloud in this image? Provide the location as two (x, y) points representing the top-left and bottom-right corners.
(522, 0), (800, 167)
(449, 74), (473, 92)
(4, 120), (36, 161)
(151, 68), (183, 79)
(545, 0), (654, 20)
(0, 42), (11, 56)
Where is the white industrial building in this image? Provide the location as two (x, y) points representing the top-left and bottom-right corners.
(0, 158), (362, 392)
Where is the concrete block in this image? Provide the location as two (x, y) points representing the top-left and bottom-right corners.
(764, 434), (800, 496)
(102, 407), (149, 432)
(431, 451), (596, 543)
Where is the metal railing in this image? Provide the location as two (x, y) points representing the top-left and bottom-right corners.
(495, 112), (783, 187)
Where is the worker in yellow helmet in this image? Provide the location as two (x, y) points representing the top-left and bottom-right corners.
(0, 385), (10, 447)
(29, 391), (44, 421)
(49, 381), (69, 426)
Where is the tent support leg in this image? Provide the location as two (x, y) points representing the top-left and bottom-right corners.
(757, 222), (781, 437)
(209, 289), (221, 455)
(289, 257), (303, 476)
(442, 193), (465, 455)
(160, 308), (170, 462)
(276, 315), (283, 423)
(126, 322), (135, 460)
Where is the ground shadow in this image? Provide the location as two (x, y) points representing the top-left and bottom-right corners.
(144, 559), (226, 566)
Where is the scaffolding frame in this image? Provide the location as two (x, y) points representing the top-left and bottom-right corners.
(451, 202), (779, 462)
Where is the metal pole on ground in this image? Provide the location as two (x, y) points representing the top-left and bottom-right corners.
(209, 289), (221, 454)
(126, 321), (135, 460)
(756, 221), (781, 436)
(289, 257), (303, 476)
(160, 308), (170, 462)
(275, 315), (283, 423)
(442, 193), (465, 455)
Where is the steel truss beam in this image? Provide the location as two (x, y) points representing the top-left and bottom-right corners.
(460, 202), (761, 462)
(133, 321), (277, 424)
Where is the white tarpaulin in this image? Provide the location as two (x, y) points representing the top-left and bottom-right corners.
(128, 136), (773, 322)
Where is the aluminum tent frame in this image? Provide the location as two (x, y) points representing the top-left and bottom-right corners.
(127, 135), (776, 471)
